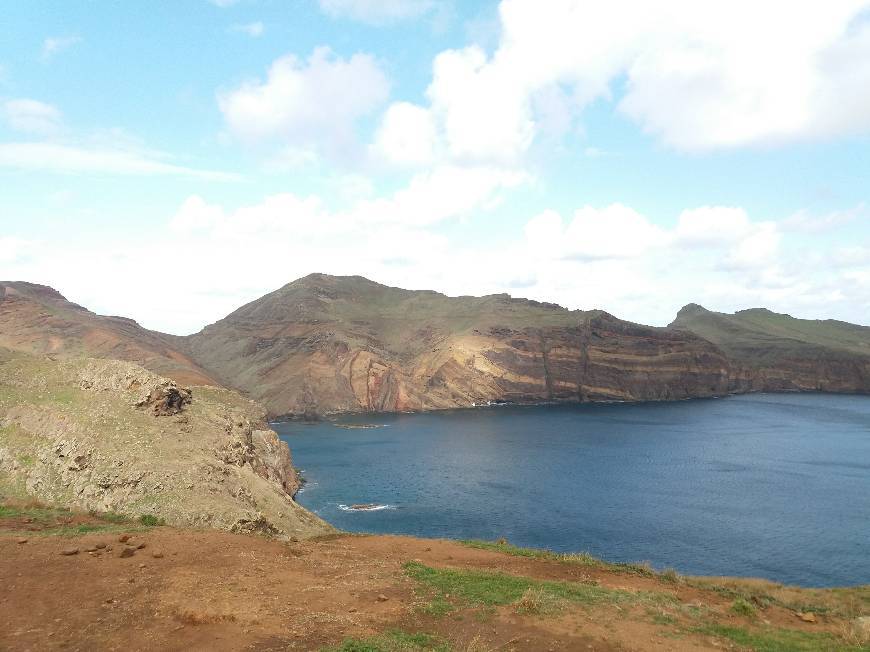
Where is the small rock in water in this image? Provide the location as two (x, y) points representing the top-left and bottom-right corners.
(60, 547), (79, 556)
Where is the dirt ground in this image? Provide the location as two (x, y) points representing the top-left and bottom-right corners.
(1, 511), (868, 652)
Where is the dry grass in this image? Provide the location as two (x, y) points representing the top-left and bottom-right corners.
(512, 587), (565, 615)
(462, 635), (493, 652)
(173, 608), (237, 626)
(841, 617), (870, 646)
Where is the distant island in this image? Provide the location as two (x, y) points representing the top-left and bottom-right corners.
(2, 274), (868, 419)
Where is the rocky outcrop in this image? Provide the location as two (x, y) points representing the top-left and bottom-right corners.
(77, 359), (193, 416)
(0, 351), (331, 539)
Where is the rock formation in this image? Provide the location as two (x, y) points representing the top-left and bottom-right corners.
(0, 349), (332, 539)
(3, 275), (869, 419)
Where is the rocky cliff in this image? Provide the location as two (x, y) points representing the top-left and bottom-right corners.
(0, 348), (332, 538)
(185, 274), (743, 416)
(3, 275), (869, 419)
(670, 303), (870, 394)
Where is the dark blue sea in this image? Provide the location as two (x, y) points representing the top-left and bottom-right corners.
(274, 393), (870, 587)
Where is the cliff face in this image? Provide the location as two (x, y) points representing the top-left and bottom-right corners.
(0, 349), (332, 538)
(4, 275), (868, 419)
(670, 304), (870, 394)
(185, 275), (743, 416)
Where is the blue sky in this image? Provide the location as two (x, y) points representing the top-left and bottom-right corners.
(1, 0), (869, 334)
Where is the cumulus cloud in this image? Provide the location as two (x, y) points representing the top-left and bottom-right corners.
(2, 99), (63, 135)
(372, 102), (437, 166)
(318, 0), (435, 24)
(218, 47), (389, 160)
(41, 36), (82, 62)
(526, 204), (667, 261)
(395, 0), (870, 161)
(171, 164), (526, 238)
(674, 207), (754, 246)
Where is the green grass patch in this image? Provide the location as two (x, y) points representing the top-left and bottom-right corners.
(649, 610), (678, 626)
(687, 579), (841, 617)
(94, 510), (130, 524)
(322, 630), (449, 652)
(460, 539), (659, 578)
(403, 561), (670, 616)
(138, 514), (166, 526)
(0, 505), (22, 518)
(731, 598), (757, 617)
(696, 624), (869, 652)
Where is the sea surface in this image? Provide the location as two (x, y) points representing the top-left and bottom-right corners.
(274, 393), (870, 587)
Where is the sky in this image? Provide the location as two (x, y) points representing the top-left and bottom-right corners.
(1, 0), (869, 335)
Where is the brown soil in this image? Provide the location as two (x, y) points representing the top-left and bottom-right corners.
(2, 517), (864, 652)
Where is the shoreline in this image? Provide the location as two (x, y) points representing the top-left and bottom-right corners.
(269, 387), (870, 423)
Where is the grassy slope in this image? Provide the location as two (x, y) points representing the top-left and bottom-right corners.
(670, 304), (870, 365)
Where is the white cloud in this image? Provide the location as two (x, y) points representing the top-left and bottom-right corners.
(231, 21), (264, 37)
(41, 36), (82, 62)
(372, 101), (437, 166)
(427, 45), (534, 162)
(0, 237), (35, 265)
(6, 194), (868, 334)
(674, 207), (753, 246)
(218, 47), (389, 158)
(171, 164), (526, 239)
(351, 165), (527, 226)
(0, 142), (240, 180)
(723, 223), (782, 270)
(526, 204), (667, 261)
(782, 205), (865, 232)
(318, 0), (435, 24)
(2, 99), (63, 135)
(400, 0), (870, 160)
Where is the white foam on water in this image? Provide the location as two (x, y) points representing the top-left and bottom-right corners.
(337, 503), (395, 512)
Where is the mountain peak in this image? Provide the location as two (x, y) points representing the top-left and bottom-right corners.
(675, 303), (710, 318)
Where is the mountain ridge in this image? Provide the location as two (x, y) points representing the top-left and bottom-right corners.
(3, 275), (869, 417)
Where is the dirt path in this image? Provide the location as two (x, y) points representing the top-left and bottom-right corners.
(1, 513), (868, 651)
